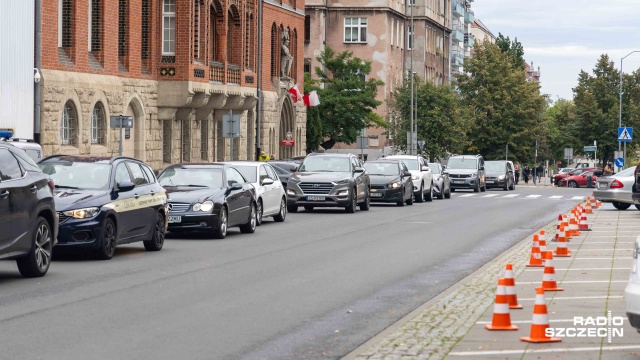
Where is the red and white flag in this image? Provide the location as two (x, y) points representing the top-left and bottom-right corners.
(303, 91), (320, 107)
(287, 84), (302, 102)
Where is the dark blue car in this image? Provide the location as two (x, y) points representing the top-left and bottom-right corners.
(39, 156), (168, 260)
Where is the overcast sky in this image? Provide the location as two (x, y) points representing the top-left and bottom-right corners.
(471, 0), (640, 101)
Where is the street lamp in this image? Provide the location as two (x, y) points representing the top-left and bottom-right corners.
(618, 50), (640, 168)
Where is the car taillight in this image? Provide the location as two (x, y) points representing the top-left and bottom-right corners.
(610, 179), (624, 189)
(636, 164), (640, 179)
(47, 180), (55, 190)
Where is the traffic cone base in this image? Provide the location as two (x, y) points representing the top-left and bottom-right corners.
(520, 335), (562, 343)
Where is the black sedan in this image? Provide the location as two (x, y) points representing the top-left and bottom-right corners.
(39, 155), (167, 260)
(158, 164), (257, 239)
(363, 160), (414, 206)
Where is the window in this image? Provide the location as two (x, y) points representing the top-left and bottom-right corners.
(89, 0), (101, 52)
(304, 15), (310, 43)
(162, 0), (176, 55)
(210, 5), (219, 61)
(344, 18), (367, 43)
(304, 59), (311, 75)
(265, 165), (278, 181)
(181, 120), (191, 162)
(128, 162), (149, 185)
(118, 0), (127, 58)
(61, 101), (77, 146)
(245, 14), (251, 69)
(141, 0), (150, 61)
(194, 0), (200, 59)
(226, 168), (245, 186)
(216, 121), (224, 161)
(201, 120), (208, 160)
(141, 165), (156, 183)
(408, 25), (413, 50)
(59, 0), (73, 48)
(270, 24), (279, 78)
(162, 120), (171, 163)
(91, 102), (106, 145)
(390, 19), (394, 47)
(115, 163), (132, 184)
(0, 149), (23, 181)
(259, 165), (269, 183)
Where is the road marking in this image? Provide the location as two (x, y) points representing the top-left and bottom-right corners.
(548, 195), (563, 199)
(517, 280), (627, 284)
(571, 196), (585, 200)
(524, 267), (630, 272)
(482, 194), (499, 198)
(568, 248), (633, 251)
(476, 318), (578, 325)
(518, 295), (624, 301)
(458, 194), (477, 197)
(502, 194), (520, 198)
(566, 241), (636, 244)
(554, 257), (627, 260)
(449, 345), (640, 356)
(526, 195), (542, 198)
(406, 222), (433, 224)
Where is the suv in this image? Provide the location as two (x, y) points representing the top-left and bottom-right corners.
(384, 155), (434, 202)
(484, 160), (515, 191)
(39, 155), (168, 260)
(0, 142), (57, 277)
(446, 154), (486, 192)
(287, 153), (370, 213)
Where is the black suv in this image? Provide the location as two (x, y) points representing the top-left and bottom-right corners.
(286, 153), (371, 213)
(39, 156), (168, 260)
(446, 154), (486, 192)
(0, 142), (57, 277)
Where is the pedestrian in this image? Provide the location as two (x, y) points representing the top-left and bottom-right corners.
(536, 164), (544, 183)
(604, 162), (614, 176)
(514, 162), (520, 184)
(258, 151), (270, 162)
(270, 154), (277, 161)
(523, 164), (530, 184)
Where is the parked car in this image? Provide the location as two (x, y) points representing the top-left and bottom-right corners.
(1, 137), (44, 162)
(594, 167), (638, 210)
(554, 167), (597, 186)
(560, 171), (597, 188)
(363, 160), (413, 206)
(158, 164), (258, 239)
(384, 155), (433, 202)
(0, 142), (57, 277)
(227, 161), (287, 225)
(558, 167), (575, 175)
(446, 154), (486, 192)
(270, 164), (293, 189)
(625, 236), (640, 333)
(286, 153), (370, 213)
(484, 160), (515, 191)
(39, 155), (167, 260)
(428, 162), (451, 199)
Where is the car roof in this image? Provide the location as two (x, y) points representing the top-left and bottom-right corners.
(226, 161), (268, 167)
(40, 155), (114, 164)
(385, 155), (420, 159)
(307, 153), (353, 158)
(165, 163), (226, 169)
(366, 159), (401, 164)
(450, 154), (481, 159)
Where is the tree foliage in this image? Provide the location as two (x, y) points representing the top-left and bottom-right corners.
(309, 47), (385, 150)
(495, 33), (525, 70)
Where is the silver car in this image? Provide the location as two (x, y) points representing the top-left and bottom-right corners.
(594, 167), (639, 210)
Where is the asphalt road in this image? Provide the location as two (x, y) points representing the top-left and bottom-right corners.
(0, 186), (597, 360)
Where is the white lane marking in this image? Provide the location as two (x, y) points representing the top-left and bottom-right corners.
(524, 267), (630, 272)
(571, 196), (585, 200)
(476, 318), (578, 325)
(517, 280), (627, 284)
(518, 295), (624, 301)
(568, 248), (633, 251)
(566, 241), (636, 244)
(482, 194), (499, 198)
(449, 345), (640, 356)
(406, 222), (433, 224)
(554, 257), (627, 260)
(502, 194), (520, 198)
(526, 194), (542, 198)
(458, 194), (477, 197)
(548, 195), (563, 199)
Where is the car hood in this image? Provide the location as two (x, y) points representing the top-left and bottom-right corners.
(53, 189), (109, 211)
(369, 175), (401, 185)
(290, 172), (353, 183)
(446, 169), (477, 175)
(485, 171), (505, 177)
(165, 187), (224, 204)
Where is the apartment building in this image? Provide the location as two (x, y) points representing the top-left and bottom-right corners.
(39, 0), (305, 170)
(470, 18), (495, 44)
(407, 0), (451, 85)
(450, 0), (474, 76)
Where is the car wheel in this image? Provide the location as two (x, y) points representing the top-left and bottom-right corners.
(406, 187), (414, 205)
(426, 183), (434, 202)
(568, 181), (579, 188)
(345, 188), (357, 213)
(474, 182), (480, 193)
(273, 197), (287, 222)
(480, 182), (486, 192)
(16, 216), (52, 278)
(287, 204), (298, 213)
(359, 189), (371, 211)
(509, 180), (515, 191)
(95, 218), (117, 260)
(256, 199), (264, 226)
(239, 203), (257, 233)
(612, 202), (631, 210)
(556, 179), (562, 186)
(304, 205), (314, 211)
(415, 184), (425, 203)
(445, 186), (451, 199)
(212, 207), (228, 239)
(635, 204), (640, 211)
(143, 211), (165, 252)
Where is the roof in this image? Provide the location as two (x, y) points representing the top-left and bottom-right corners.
(307, 153), (353, 157)
(472, 18), (495, 39)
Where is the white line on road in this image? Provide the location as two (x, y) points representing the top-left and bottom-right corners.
(458, 194), (477, 197)
(571, 196), (585, 200)
(448, 345), (640, 356)
(482, 194), (500, 198)
(517, 280), (627, 284)
(568, 248), (633, 251)
(476, 318), (578, 325)
(518, 295), (624, 301)
(502, 194), (520, 198)
(526, 195), (542, 198)
(548, 195), (563, 199)
(524, 267), (630, 272)
(554, 257), (626, 260)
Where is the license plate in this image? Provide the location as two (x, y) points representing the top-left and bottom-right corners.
(168, 216), (182, 223)
(371, 193), (383, 197)
(453, 180), (465, 184)
(307, 196), (326, 201)
(486, 180), (494, 184)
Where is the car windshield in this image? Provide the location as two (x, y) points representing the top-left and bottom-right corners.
(299, 156), (351, 172)
(447, 157), (477, 169)
(615, 167), (635, 177)
(233, 165), (258, 183)
(570, 169), (586, 175)
(428, 163), (441, 174)
(399, 159), (419, 170)
(364, 162), (399, 176)
(39, 162), (112, 190)
(485, 161), (506, 172)
(158, 168), (223, 188)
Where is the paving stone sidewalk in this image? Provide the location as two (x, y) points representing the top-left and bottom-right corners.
(344, 202), (640, 360)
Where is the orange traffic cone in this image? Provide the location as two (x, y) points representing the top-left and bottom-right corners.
(590, 197), (598, 208)
(554, 225), (571, 257)
(596, 200), (602, 208)
(585, 200), (593, 214)
(527, 234), (544, 267)
(579, 214), (590, 231)
(504, 264), (523, 309)
(538, 236), (548, 259)
(541, 251), (563, 291)
(569, 217), (581, 237)
(555, 215), (562, 240)
(539, 229), (547, 244)
(485, 278), (518, 331)
(520, 287), (562, 343)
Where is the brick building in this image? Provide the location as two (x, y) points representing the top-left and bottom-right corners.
(39, 0), (305, 170)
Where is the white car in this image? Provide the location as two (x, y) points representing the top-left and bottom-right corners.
(227, 161), (287, 225)
(384, 155), (433, 202)
(626, 236), (640, 333)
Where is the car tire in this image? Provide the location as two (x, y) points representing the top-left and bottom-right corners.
(474, 182), (480, 193)
(256, 199), (264, 226)
(345, 188), (357, 213)
(445, 186), (451, 199)
(16, 216), (52, 278)
(509, 180), (515, 191)
(415, 184), (425, 203)
(287, 204), (298, 213)
(273, 197), (287, 222)
(635, 204), (640, 211)
(480, 182), (486, 192)
(304, 205), (314, 211)
(143, 211), (165, 252)
(406, 188), (414, 205)
(95, 218), (117, 260)
(239, 203), (257, 234)
(359, 189), (371, 211)
(426, 183), (434, 202)
(612, 202), (631, 210)
(568, 181), (579, 188)
(556, 179), (562, 186)
(212, 207), (228, 239)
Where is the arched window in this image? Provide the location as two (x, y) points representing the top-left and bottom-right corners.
(91, 102), (106, 145)
(270, 23), (279, 78)
(61, 101), (77, 146)
(227, 7), (241, 66)
(210, 5), (219, 61)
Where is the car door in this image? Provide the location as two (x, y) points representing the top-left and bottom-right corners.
(401, 162), (412, 199)
(420, 157), (432, 187)
(112, 161), (137, 240)
(225, 167), (250, 225)
(351, 157), (365, 201)
(126, 161), (154, 238)
(0, 148), (23, 250)
(262, 164), (281, 215)
(0, 148), (35, 250)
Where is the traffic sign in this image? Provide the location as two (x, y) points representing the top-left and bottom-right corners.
(583, 146), (597, 152)
(615, 157), (625, 168)
(618, 127), (633, 142)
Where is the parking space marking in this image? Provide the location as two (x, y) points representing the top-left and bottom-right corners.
(554, 257), (626, 260)
(518, 295), (624, 301)
(482, 194), (499, 198)
(548, 195), (563, 199)
(458, 194), (477, 198)
(449, 345), (640, 356)
(502, 194), (520, 198)
(517, 280), (627, 284)
(526, 195), (542, 198)
(476, 318), (577, 325)
(566, 241), (635, 244)
(524, 267), (630, 272)
(571, 196), (585, 200)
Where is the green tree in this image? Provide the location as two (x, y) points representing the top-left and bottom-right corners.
(456, 40), (547, 163)
(388, 76), (470, 161)
(545, 97), (579, 165)
(304, 73), (323, 153)
(311, 47), (385, 150)
(495, 33), (525, 70)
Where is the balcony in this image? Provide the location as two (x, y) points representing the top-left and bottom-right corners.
(227, 64), (241, 85)
(465, 10), (475, 23)
(209, 61), (224, 83)
(452, 1), (464, 17)
(464, 33), (474, 48)
(209, 62), (242, 85)
(451, 52), (464, 67)
(452, 27), (464, 43)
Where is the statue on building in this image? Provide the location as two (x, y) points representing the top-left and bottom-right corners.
(280, 28), (293, 79)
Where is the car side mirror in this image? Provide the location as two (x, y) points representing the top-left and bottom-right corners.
(421, 166), (429, 172)
(117, 181), (135, 192)
(230, 182), (243, 190)
(354, 167), (365, 173)
(443, 170), (449, 175)
(261, 178), (274, 186)
(403, 171), (412, 177)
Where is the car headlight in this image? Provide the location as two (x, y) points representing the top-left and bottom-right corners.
(289, 177), (301, 184)
(193, 200), (214, 212)
(334, 178), (351, 185)
(411, 175), (419, 180)
(387, 182), (402, 189)
(63, 207), (99, 219)
(472, 172), (477, 177)
(498, 175), (505, 180)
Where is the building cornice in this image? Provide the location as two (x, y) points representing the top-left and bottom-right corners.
(265, 0), (305, 16)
